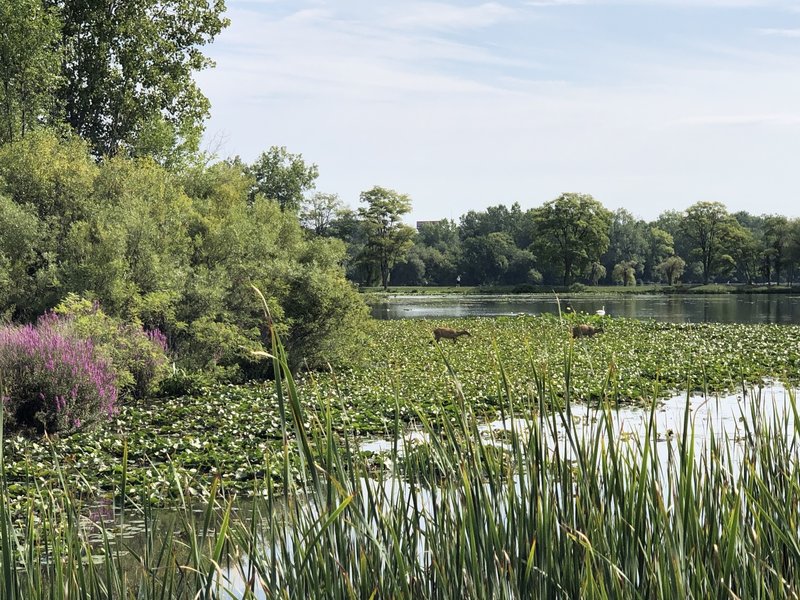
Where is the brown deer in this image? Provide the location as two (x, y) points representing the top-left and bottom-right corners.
(572, 323), (603, 338)
(433, 327), (471, 343)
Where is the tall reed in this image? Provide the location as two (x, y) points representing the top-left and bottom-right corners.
(1, 308), (800, 598)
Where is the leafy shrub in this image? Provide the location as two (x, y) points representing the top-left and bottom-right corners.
(156, 366), (215, 397)
(0, 315), (117, 434)
(53, 294), (169, 398)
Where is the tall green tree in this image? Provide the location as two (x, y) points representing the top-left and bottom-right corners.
(604, 208), (647, 282)
(788, 219), (800, 285)
(681, 201), (741, 284)
(459, 203), (525, 244)
(358, 186), (414, 290)
(762, 215), (790, 284)
(727, 224), (761, 285)
(655, 255), (686, 285)
(612, 261), (637, 286)
(301, 192), (343, 236)
(0, 0), (61, 144)
(414, 220), (461, 285)
(249, 146), (319, 211)
(532, 193), (612, 286)
(47, 0), (228, 157)
(459, 233), (513, 285)
(643, 227), (674, 282)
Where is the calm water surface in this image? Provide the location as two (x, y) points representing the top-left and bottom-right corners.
(371, 294), (800, 324)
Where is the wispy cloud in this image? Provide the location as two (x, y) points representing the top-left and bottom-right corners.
(528, 0), (791, 6)
(525, 0), (584, 6)
(283, 8), (332, 23)
(196, 0), (800, 221)
(758, 28), (800, 38)
(676, 113), (800, 126)
(387, 2), (516, 31)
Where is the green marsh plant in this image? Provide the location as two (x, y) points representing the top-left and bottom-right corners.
(1, 302), (800, 597)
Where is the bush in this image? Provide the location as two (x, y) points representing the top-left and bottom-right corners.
(0, 316), (117, 434)
(156, 366), (215, 397)
(53, 294), (170, 398)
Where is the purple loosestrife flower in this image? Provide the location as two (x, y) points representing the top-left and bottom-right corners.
(0, 317), (119, 434)
(147, 329), (168, 351)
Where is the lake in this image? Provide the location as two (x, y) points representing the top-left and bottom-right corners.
(371, 293), (800, 324)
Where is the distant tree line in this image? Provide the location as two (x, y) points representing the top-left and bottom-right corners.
(306, 191), (800, 289)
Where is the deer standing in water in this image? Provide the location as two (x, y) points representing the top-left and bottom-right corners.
(433, 327), (471, 343)
(572, 323), (603, 338)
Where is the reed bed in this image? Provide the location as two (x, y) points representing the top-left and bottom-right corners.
(1, 326), (800, 598)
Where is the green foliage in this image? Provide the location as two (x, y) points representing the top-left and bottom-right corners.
(656, 255), (686, 285)
(280, 242), (371, 371)
(605, 208), (647, 281)
(156, 365), (215, 397)
(532, 192), (612, 286)
(0, 130), (98, 317)
(584, 261), (606, 285)
(0, 135), (368, 379)
(612, 261), (637, 286)
(178, 162), (367, 374)
(728, 223), (760, 284)
(53, 0), (229, 158)
(63, 156), (194, 315)
(762, 214), (791, 284)
(460, 232), (514, 284)
(400, 219), (461, 285)
(248, 146), (319, 211)
(0, 194), (41, 311)
(358, 186), (415, 290)
(644, 226), (674, 281)
(300, 191), (343, 235)
(680, 201), (743, 284)
(53, 294), (170, 398)
(0, 129), (97, 222)
(0, 0), (62, 144)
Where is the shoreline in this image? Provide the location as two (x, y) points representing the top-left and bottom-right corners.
(360, 283), (800, 297)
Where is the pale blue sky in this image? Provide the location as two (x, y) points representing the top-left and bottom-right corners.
(196, 0), (800, 224)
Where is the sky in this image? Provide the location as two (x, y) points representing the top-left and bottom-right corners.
(195, 0), (800, 225)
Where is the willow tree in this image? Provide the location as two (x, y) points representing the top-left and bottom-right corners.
(358, 186), (415, 290)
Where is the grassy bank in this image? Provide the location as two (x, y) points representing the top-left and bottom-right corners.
(1, 322), (799, 598)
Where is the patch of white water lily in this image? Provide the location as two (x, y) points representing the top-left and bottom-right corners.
(359, 382), (796, 468)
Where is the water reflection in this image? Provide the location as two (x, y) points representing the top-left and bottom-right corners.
(360, 384), (794, 472)
(371, 294), (800, 324)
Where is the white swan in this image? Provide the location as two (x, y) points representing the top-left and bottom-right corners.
(596, 305), (606, 316)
